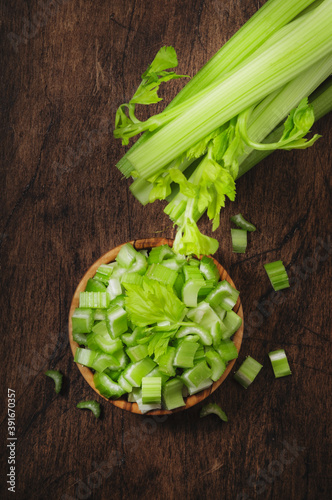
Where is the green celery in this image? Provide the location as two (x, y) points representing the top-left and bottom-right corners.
(94, 371), (126, 398)
(215, 340), (238, 363)
(122, 358), (156, 387)
(205, 349), (226, 381)
(162, 378), (185, 410)
(106, 305), (128, 339)
(72, 308), (94, 334)
(90, 352), (120, 372)
(206, 280), (240, 311)
(106, 278), (123, 300)
(142, 376), (162, 404)
(200, 403), (228, 422)
(264, 260), (290, 291)
(74, 348), (97, 368)
(231, 213), (256, 232)
(176, 323), (212, 346)
(77, 400), (101, 418)
(85, 278), (107, 292)
(45, 370), (63, 394)
(126, 344), (149, 362)
(173, 341), (199, 368)
(268, 349), (292, 378)
(231, 229), (248, 254)
(72, 332), (89, 346)
(157, 347), (176, 376)
(220, 311), (242, 340)
(146, 263), (178, 287)
(234, 356), (263, 388)
(181, 360), (212, 387)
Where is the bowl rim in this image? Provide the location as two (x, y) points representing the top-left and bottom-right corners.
(68, 237), (244, 415)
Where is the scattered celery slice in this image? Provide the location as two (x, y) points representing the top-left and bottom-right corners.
(231, 229), (248, 254)
(77, 400), (101, 418)
(264, 260), (290, 291)
(200, 403), (228, 422)
(269, 349), (292, 378)
(45, 370), (63, 394)
(230, 213), (256, 231)
(234, 356), (263, 389)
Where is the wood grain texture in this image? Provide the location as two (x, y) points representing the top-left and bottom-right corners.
(68, 237), (244, 415)
(0, 1), (331, 499)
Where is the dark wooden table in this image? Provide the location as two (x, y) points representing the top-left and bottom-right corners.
(1, 1), (331, 499)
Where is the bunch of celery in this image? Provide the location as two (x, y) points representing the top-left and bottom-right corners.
(114, 0), (332, 256)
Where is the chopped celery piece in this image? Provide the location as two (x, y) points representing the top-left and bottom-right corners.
(94, 371), (125, 398)
(112, 349), (129, 370)
(194, 345), (205, 362)
(126, 344), (148, 362)
(161, 258), (184, 272)
(148, 244), (174, 264)
(45, 370), (63, 394)
(123, 358), (156, 387)
(91, 320), (109, 337)
(88, 335), (123, 355)
(95, 264), (114, 283)
(85, 278), (107, 292)
(184, 377), (213, 395)
(268, 349), (292, 378)
(200, 256), (220, 282)
(183, 265), (205, 282)
(264, 260), (290, 291)
(230, 213), (256, 232)
(142, 376), (162, 404)
(212, 304), (227, 321)
(182, 279), (205, 307)
(106, 305), (128, 339)
(220, 311), (242, 340)
(182, 361), (212, 387)
(105, 368), (121, 381)
(72, 332), (89, 346)
(77, 400), (101, 418)
(118, 373), (132, 393)
(121, 272), (143, 286)
(205, 349), (226, 381)
(106, 278), (123, 300)
(198, 279), (216, 298)
(206, 280), (240, 311)
(128, 252), (148, 274)
(158, 347), (176, 376)
(187, 302), (220, 330)
(234, 356), (263, 389)
(188, 258), (200, 267)
(72, 308), (94, 334)
(173, 272), (185, 298)
(162, 378), (185, 410)
(146, 263), (178, 287)
(176, 324), (212, 346)
(94, 309), (107, 321)
(109, 294), (126, 308)
(210, 321), (223, 346)
(91, 352), (120, 372)
(74, 348), (97, 368)
(146, 366), (170, 384)
(174, 341), (199, 368)
(79, 291), (110, 309)
(231, 229), (248, 254)
(116, 243), (138, 268)
(122, 327), (145, 347)
(200, 403), (228, 422)
(136, 398), (161, 414)
(215, 340), (238, 363)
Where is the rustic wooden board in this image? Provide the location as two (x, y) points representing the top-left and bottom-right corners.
(0, 1), (331, 499)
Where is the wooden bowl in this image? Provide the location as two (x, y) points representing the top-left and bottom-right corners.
(69, 238), (244, 415)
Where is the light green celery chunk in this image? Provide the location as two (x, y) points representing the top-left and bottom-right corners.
(182, 376), (213, 395)
(95, 264), (114, 283)
(121, 272), (144, 286)
(112, 349), (129, 370)
(116, 243), (138, 268)
(182, 360), (212, 387)
(182, 279), (205, 307)
(215, 340), (238, 363)
(121, 327), (145, 347)
(206, 280), (240, 311)
(106, 278), (123, 300)
(200, 256), (220, 282)
(106, 305), (128, 339)
(142, 376), (162, 404)
(146, 263), (178, 287)
(126, 344), (149, 362)
(205, 349), (226, 381)
(174, 341), (199, 368)
(161, 258), (184, 272)
(109, 295), (126, 308)
(194, 346), (205, 362)
(231, 229), (248, 254)
(79, 291), (110, 309)
(91, 320), (109, 337)
(162, 378), (185, 410)
(200, 403), (228, 421)
(230, 213), (256, 232)
(136, 398), (161, 414)
(74, 348), (97, 368)
(88, 334), (123, 355)
(268, 349), (292, 378)
(123, 358), (156, 387)
(176, 324), (212, 346)
(146, 366), (170, 384)
(94, 371), (125, 398)
(220, 311), (242, 340)
(105, 368), (121, 381)
(90, 353), (120, 372)
(148, 244), (175, 264)
(157, 347), (176, 376)
(93, 309), (107, 321)
(118, 373), (133, 393)
(264, 260), (290, 291)
(85, 278), (107, 292)
(234, 356), (263, 388)
(173, 273), (185, 298)
(72, 308), (94, 334)
(72, 332), (89, 346)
